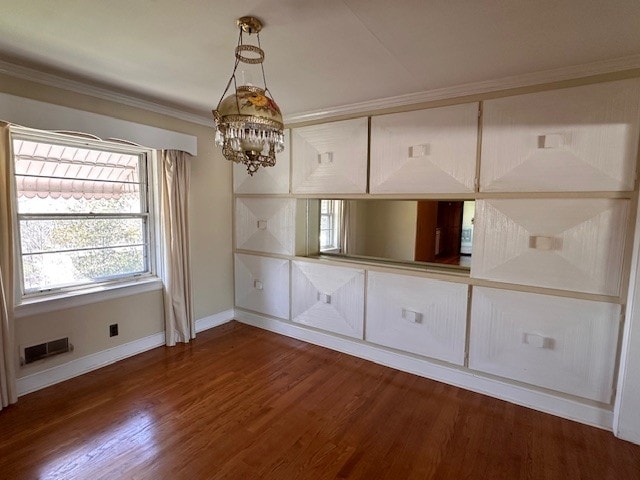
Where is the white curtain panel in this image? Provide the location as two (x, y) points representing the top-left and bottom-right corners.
(161, 150), (194, 345)
(0, 122), (18, 409)
(340, 200), (350, 254)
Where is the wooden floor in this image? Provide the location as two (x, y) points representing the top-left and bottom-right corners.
(1, 322), (638, 479)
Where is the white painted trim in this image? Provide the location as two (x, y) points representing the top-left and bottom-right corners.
(284, 54), (640, 124)
(0, 59), (211, 127)
(195, 309), (235, 333)
(235, 309), (614, 430)
(3, 56), (639, 129)
(613, 193), (640, 445)
(16, 331), (165, 396)
(14, 278), (163, 318)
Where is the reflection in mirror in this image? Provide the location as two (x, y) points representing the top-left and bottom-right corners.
(316, 200), (474, 269)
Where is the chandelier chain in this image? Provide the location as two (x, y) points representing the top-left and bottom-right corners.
(212, 16), (284, 176)
(257, 33), (270, 96)
(215, 28), (243, 112)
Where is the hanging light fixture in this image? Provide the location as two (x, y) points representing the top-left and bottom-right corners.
(212, 16), (284, 176)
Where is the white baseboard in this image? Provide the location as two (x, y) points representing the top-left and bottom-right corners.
(17, 331), (165, 396)
(235, 309), (614, 431)
(195, 309), (235, 333)
(16, 309), (235, 396)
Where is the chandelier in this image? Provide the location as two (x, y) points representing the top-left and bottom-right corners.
(213, 16), (285, 176)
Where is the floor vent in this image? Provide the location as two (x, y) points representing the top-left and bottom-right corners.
(22, 338), (73, 365)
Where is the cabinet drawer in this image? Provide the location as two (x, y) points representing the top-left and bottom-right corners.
(234, 129), (290, 194)
(291, 261), (364, 339)
(370, 103), (478, 194)
(469, 287), (620, 403)
(291, 118), (368, 194)
(235, 254), (289, 319)
(235, 197), (296, 255)
(470, 198), (629, 295)
(366, 271), (467, 365)
(480, 78), (640, 192)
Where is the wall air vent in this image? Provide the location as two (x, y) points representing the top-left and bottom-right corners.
(22, 338), (73, 365)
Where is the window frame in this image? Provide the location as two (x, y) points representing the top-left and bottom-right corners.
(9, 127), (160, 304)
(319, 199), (342, 252)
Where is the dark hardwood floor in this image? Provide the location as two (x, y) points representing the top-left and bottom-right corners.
(1, 321), (638, 479)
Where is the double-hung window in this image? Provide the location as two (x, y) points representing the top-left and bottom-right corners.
(10, 128), (156, 299)
(320, 199), (342, 252)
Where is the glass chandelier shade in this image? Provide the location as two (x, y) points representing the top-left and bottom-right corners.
(213, 17), (285, 175)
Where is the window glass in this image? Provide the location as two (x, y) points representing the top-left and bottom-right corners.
(11, 132), (154, 296)
(319, 199), (341, 251)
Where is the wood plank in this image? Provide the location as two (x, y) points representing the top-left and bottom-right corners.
(0, 321), (638, 479)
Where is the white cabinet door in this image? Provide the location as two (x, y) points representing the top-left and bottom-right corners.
(234, 254), (289, 319)
(366, 271), (468, 365)
(469, 287), (620, 403)
(481, 78), (640, 192)
(235, 197), (296, 255)
(370, 103), (478, 193)
(291, 261), (364, 339)
(291, 118), (368, 194)
(471, 199), (629, 296)
(234, 129), (290, 194)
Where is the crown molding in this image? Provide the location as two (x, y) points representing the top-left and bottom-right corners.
(283, 54), (640, 124)
(3, 55), (640, 129)
(0, 59), (213, 127)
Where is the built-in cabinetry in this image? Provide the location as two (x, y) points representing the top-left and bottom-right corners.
(291, 117), (368, 194)
(235, 197), (297, 255)
(480, 79), (640, 192)
(291, 260), (365, 339)
(469, 287), (620, 403)
(233, 76), (640, 431)
(471, 198), (629, 295)
(234, 253), (289, 320)
(366, 271), (468, 365)
(234, 130), (291, 194)
(370, 103), (479, 193)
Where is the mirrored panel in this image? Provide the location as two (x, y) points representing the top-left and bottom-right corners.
(311, 199), (474, 269)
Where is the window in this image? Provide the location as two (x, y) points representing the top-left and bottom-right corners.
(11, 129), (156, 298)
(320, 199), (342, 252)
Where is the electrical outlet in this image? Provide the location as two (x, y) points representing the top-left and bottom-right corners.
(109, 324), (119, 337)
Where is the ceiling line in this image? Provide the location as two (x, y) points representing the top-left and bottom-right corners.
(2, 55), (640, 129)
(284, 54), (640, 125)
(0, 59), (212, 127)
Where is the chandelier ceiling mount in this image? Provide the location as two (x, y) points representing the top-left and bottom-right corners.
(212, 16), (284, 176)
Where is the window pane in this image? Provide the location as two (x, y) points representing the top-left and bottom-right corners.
(22, 246), (146, 292)
(20, 218), (145, 254)
(320, 231), (331, 248)
(13, 139), (141, 182)
(17, 192), (142, 214)
(13, 138), (143, 211)
(321, 200), (330, 214)
(12, 132), (153, 295)
(320, 215), (331, 230)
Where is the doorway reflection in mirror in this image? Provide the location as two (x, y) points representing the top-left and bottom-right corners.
(317, 199), (473, 269)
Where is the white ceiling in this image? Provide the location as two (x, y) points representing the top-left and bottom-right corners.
(1, 0), (640, 121)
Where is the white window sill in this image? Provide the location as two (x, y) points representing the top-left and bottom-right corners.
(14, 277), (164, 318)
